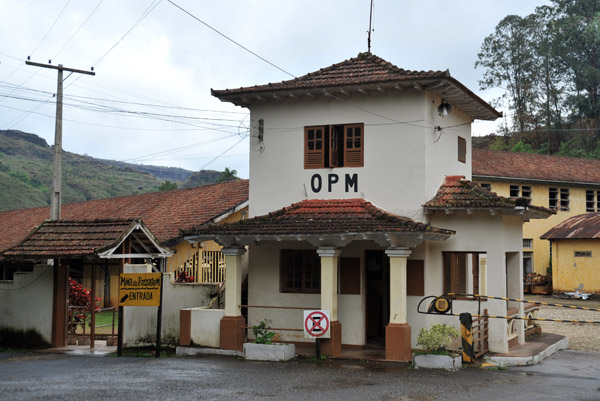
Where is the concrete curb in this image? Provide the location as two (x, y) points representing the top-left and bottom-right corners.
(487, 337), (569, 367)
(176, 346), (243, 357)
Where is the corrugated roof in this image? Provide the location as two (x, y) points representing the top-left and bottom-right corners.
(541, 213), (600, 239)
(423, 175), (553, 218)
(472, 148), (600, 185)
(0, 180), (249, 253)
(187, 198), (454, 237)
(212, 53), (501, 121)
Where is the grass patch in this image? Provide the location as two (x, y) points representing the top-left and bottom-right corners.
(72, 310), (118, 335)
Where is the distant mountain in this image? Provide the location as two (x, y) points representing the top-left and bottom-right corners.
(0, 130), (222, 212)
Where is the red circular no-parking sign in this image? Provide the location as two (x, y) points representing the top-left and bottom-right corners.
(304, 311), (330, 338)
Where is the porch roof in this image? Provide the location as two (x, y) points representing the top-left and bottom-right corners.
(0, 218), (173, 260)
(423, 176), (554, 219)
(541, 212), (600, 239)
(184, 198), (454, 248)
(212, 52), (501, 121)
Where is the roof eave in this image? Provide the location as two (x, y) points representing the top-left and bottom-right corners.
(212, 77), (501, 121)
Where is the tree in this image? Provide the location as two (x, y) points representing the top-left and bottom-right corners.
(158, 180), (177, 191)
(216, 167), (239, 183)
(551, 0), (600, 137)
(475, 15), (539, 134)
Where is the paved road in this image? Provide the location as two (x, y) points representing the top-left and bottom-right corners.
(1, 350), (599, 401)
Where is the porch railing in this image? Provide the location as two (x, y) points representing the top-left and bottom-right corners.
(507, 303), (540, 343)
(175, 250), (226, 284)
(472, 309), (489, 358)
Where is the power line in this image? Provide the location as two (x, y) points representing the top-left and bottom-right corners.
(52, 0), (105, 60)
(30, 0), (72, 57)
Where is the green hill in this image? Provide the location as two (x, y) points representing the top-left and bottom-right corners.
(0, 130), (222, 212)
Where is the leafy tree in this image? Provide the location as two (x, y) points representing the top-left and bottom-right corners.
(216, 167), (239, 183)
(476, 15), (539, 134)
(511, 141), (535, 153)
(158, 180), (177, 191)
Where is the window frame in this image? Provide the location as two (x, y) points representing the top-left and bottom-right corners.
(280, 249), (321, 293)
(443, 252), (482, 299)
(560, 188), (570, 211)
(304, 123), (364, 169)
(457, 136), (466, 163)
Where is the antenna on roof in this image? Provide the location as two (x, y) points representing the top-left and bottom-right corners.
(367, 0), (374, 53)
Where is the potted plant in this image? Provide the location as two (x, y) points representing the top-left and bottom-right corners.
(243, 319), (295, 361)
(413, 324), (461, 370)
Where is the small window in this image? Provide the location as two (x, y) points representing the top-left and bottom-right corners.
(280, 250), (320, 293)
(574, 251), (592, 257)
(480, 183), (491, 191)
(510, 185), (520, 198)
(523, 239), (532, 248)
(560, 188), (569, 211)
(458, 136), (466, 163)
(586, 190), (594, 212)
(521, 186), (531, 199)
(597, 191), (600, 212)
(549, 188), (558, 209)
(304, 123), (364, 169)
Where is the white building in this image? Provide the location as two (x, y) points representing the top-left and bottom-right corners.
(188, 53), (551, 360)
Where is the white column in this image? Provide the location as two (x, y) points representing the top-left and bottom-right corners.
(222, 247), (246, 317)
(386, 247), (411, 324)
(317, 247), (341, 321)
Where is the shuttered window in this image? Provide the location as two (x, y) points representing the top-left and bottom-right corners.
(304, 123), (364, 169)
(304, 127), (325, 169)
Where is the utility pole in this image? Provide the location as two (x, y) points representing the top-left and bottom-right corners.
(25, 61), (95, 220)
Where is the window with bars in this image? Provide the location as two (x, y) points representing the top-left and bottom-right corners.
(304, 123), (364, 169)
(560, 188), (570, 211)
(549, 188), (558, 209)
(586, 190), (600, 212)
(521, 186), (531, 199)
(510, 185), (519, 198)
(574, 251), (592, 257)
(523, 238), (532, 248)
(480, 183), (491, 191)
(280, 249), (321, 293)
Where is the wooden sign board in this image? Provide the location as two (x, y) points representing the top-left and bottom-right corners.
(118, 273), (161, 307)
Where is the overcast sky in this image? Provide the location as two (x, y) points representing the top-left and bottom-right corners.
(0, 0), (550, 179)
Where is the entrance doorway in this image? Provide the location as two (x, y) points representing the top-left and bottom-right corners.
(365, 250), (389, 343)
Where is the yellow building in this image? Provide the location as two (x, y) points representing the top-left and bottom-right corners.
(472, 149), (600, 277)
(541, 213), (600, 293)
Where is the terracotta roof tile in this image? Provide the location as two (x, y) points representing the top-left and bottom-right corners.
(424, 175), (553, 217)
(2, 219), (136, 257)
(0, 180), (249, 252)
(472, 149), (600, 184)
(212, 53), (500, 121)
(188, 198), (454, 236)
(212, 53), (448, 96)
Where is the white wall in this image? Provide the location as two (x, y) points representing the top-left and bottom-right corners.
(247, 91), (471, 221)
(427, 213), (524, 353)
(247, 241), (367, 346)
(187, 307), (224, 348)
(0, 265), (54, 344)
(123, 272), (218, 347)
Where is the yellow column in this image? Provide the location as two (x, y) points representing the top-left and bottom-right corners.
(386, 247), (411, 324)
(222, 247), (246, 317)
(317, 247), (342, 357)
(317, 247), (341, 320)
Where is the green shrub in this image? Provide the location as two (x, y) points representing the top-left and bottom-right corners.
(416, 324), (459, 351)
(252, 319), (276, 344)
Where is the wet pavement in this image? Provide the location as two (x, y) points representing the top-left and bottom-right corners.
(1, 348), (599, 400)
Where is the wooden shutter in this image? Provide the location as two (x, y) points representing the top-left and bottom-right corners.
(304, 127), (325, 169)
(458, 136), (466, 163)
(340, 257), (360, 295)
(344, 124), (364, 167)
(407, 260), (424, 296)
(472, 254), (480, 295)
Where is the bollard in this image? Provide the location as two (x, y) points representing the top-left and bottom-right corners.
(459, 313), (475, 363)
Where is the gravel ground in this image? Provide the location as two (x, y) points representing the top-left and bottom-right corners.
(527, 295), (600, 353)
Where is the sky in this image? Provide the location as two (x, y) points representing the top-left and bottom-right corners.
(0, 0), (551, 179)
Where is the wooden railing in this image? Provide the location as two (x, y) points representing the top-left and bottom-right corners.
(175, 250), (225, 284)
(473, 309), (489, 358)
